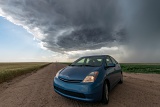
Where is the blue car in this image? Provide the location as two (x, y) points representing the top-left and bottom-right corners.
(53, 55), (123, 104)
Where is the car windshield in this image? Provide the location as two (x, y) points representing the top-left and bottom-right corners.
(70, 56), (104, 67)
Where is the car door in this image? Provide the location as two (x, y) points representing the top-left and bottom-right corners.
(110, 57), (121, 83)
(105, 56), (117, 88)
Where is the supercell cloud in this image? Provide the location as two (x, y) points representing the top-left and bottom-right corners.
(0, 0), (125, 52)
(0, 0), (160, 62)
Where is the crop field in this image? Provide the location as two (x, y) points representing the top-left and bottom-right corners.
(121, 63), (160, 74)
(60, 62), (160, 74)
(0, 62), (50, 83)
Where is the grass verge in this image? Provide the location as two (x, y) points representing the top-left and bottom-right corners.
(0, 63), (50, 83)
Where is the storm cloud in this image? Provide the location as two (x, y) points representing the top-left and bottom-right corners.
(120, 0), (160, 62)
(0, 0), (125, 52)
(0, 0), (160, 62)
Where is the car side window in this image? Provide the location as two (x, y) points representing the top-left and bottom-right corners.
(110, 57), (118, 64)
(76, 58), (85, 65)
(106, 57), (112, 65)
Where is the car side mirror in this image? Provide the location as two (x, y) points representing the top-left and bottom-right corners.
(107, 63), (116, 68)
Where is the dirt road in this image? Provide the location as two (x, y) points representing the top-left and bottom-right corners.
(0, 63), (160, 107)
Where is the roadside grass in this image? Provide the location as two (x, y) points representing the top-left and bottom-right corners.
(60, 62), (160, 74)
(0, 62), (50, 83)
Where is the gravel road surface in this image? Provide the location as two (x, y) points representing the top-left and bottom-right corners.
(0, 63), (160, 107)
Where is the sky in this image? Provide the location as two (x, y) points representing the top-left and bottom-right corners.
(0, 0), (160, 63)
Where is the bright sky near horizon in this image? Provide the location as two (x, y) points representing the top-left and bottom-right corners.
(0, 17), (55, 62)
(0, 0), (160, 63)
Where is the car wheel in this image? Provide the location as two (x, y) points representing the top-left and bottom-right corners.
(119, 73), (123, 84)
(102, 81), (109, 104)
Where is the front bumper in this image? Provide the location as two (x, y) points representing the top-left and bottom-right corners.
(53, 77), (103, 102)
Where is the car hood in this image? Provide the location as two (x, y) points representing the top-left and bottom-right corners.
(59, 66), (100, 81)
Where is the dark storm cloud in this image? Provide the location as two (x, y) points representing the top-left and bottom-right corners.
(46, 27), (114, 50)
(0, 0), (125, 52)
(123, 0), (160, 44)
(0, 0), (160, 62)
(120, 0), (160, 62)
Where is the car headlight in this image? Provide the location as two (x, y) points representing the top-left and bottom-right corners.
(55, 69), (63, 78)
(83, 71), (99, 83)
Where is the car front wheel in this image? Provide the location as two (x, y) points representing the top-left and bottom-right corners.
(102, 81), (109, 104)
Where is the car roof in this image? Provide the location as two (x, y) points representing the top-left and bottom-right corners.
(81, 55), (110, 58)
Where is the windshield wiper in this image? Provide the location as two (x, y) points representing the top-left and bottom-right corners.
(83, 64), (96, 67)
(69, 65), (75, 66)
(69, 64), (83, 66)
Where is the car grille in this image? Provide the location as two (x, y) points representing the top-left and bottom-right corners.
(59, 77), (82, 83)
(54, 86), (86, 98)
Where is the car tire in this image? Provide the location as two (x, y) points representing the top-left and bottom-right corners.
(102, 81), (109, 104)
(119, 73), (123, 84)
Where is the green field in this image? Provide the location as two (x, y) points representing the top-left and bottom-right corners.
(60, 62), (160, 74)
(121, 63), (160, 74)
(0, 62), (50, 83)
